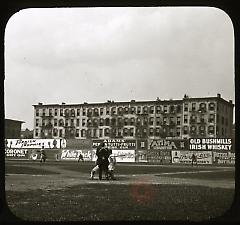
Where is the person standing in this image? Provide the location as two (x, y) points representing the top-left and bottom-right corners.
(40, 146), (47, 165)
(96, 143), (110, 180)
(191, 153), (197, 166)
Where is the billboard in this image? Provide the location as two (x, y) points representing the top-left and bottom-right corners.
(148, 139), (188, 150)
(92, 139), (136, 150)
(60, 149), (93, 161)
(213, 152), (235, 165)
(189, 138), (232, 151)
(5, 139), (67, 149)
(172, 150), (212, 164)
(92, 149), (135, 163)
(5, 149), (28, 159)
(147, 150), (172, 163)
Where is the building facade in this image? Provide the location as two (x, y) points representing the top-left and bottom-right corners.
(5, 119), (25, 138)
(32, 94), (234, 140)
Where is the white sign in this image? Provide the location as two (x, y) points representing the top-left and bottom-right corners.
(172, 150), (212, 164)
(5, 139), (66, 149)
(60, 149), (92, 161)
(92, 149), (135, 162)
(213, 152), (235, 164)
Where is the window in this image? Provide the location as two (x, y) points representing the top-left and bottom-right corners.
(124, 107), (129, 114)
(76, 129), (79, 137)
(124, 118), (128, 126)
(65, 119), (69, 127)
(184, 103), (188, 112)
(137, 106), (141, 114)
(169, 105), (175, 113)
(54, 119), (58, 126)
(208, 126), (214, 135)
(156, 117), (161, 126)
(59, 119), (64, 126)
(143, 117), (148, 125)
(150, 106), (154, 114)
(149, 128), (154, 136)
(77, 109), (80, 116)
(130, 118), (135, 126)
(177, 117), (181, 125)
(192, 103), (196, 111)
(130, 107), (135, 114)
(70, 119), (74, 127)
(209, 102), (215, 111)
(99, 129), (103, 137)
(183, 126), (188, 134)
(164, 105), (168, 113)
(176, 127), (181, 136)
(59, 129), (63, 137)
(106, 107), (110, 115)
(54, 108), (58, 116)
(48, 108), (52, 116)
(99, 118), (104, 126)
(94, 108), (99, 116)
(70, 109), (75, 116)
(36, 119), (39, 127)
(53, 128), (58, 137)
(111, 118), (116, 126)
(42, 119), (46, 126)
(136, 118), (141, 126)
(130, 128), (134, 136)
(81, 129), (86, 137)
(149, 117), (154, 126)
(104, 128), (110, 136)
(87, 119), (92, 126)
(100, 108), (104, 115)
(105, 118), (110, 126)
(170, 117), (174, 125)
(87, 108), (92, 116)
(155, 128), (160, 136)
(82, 108), (86, 116)
(60, 109), (63, 116)
(176, 105), (181, 113)
(42, 108), (46, 116)
(65, 109), (69, 116)
(156, 106), (161, 114)
(35, 129), (39, 137)
(163, 117), (167, 125)
(117, 107), (123, 115)
(76, 119), (80, 127)
(143, 106), (148, 114)
(82, 119), (86, 126)
(111, 107), (116, 115)
(36, 109), (39, 116)
(199, 103), (206, 112)
(208, 114), (215, 123)
(184, 115), (188, 123)
(123, 128), (129, 136)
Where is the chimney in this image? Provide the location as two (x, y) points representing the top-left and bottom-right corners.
(229, 100), (232, 104)
(38, 102), (43, 105)
(217, 93), (221, 98)
(62, 102), (66, 105)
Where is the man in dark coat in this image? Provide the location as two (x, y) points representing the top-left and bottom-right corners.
(96, 142), (111, 180)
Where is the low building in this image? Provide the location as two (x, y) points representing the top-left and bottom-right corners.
(5, 119), (25, 138)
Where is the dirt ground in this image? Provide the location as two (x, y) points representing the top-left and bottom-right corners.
(5, 162), (235, 191)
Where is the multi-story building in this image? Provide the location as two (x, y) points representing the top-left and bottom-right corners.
(32, 94), (234, 140)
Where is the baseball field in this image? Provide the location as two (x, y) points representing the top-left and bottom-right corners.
(4, 160), (235, 222)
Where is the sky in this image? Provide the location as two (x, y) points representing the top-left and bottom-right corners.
(4, 7), (235, 130)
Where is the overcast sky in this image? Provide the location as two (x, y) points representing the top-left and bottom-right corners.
(4, 7), (235, 129)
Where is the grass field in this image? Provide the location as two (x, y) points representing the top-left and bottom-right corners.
(4, 160), (236, 222)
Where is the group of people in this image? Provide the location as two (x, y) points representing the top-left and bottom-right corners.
(90, 142), (116, 180)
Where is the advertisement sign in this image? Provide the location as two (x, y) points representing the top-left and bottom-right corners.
(5, 149), (28, 159)
(189, 138), (232, 151)
(60, 149), (93, 161)
(147, 150), (172, 163)
(172, 150), (212, 164)
(92, 139), (136, 150)
(92, 149), (135, 162)
(213, 152), (235, 165)
(148, 139), (188, 150)
(135, 150), (148, 162)
(5, 138), (66, 149)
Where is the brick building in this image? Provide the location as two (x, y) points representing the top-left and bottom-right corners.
(5, 119), (25, 138)
(32, 94), (234, 140)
